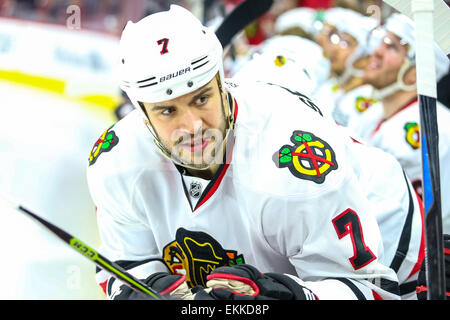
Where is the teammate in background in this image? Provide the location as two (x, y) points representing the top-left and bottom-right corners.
(267, 7), (333, 95)
(359, 13), (450, 234)
(234, 8), (424, 299)
(87, 5), (422, 300)
(312, 8), (379, 119)
(231, 36), (322, 98)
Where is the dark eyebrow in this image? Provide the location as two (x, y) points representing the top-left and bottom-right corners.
(151, 104), (174, 112)
(188, 86), (213, 106)
(150, 86), (213, 112)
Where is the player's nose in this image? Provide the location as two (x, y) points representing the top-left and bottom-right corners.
(180, 109), (203, 135)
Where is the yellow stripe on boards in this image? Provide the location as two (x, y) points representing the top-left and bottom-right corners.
(0, 69), (120, 111)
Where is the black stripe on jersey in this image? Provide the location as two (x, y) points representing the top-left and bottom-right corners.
(379, 278), (400, 296)
(327, 278), (367, 300)
(389, 171), (415, 273)
(399, 280), (418, 296)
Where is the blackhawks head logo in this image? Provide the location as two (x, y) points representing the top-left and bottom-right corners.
(162, 228), (245, 288)
(355, 96), (377, 113)
(273, 130), (338, 184)
(88, 125), (119, 166)
(404, 122), (420, 149)
(274, 55), (288, 67)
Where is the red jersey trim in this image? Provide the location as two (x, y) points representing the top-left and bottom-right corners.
(407, 191), (426, 279)
(370, 97), (418, 137)
(193, 99), (239, 211)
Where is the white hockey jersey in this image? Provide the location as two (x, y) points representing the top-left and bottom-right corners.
(364, 98), (450, 235)
(311, 77), (341, 118)
(87, 80), (423, 300)
(332, 84), (380, 128)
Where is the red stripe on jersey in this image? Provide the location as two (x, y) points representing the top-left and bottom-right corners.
(372, 290), (383, 300)
(407, 190), (425, 279)
(195, 139), (235, 210)
(99, 280), (108, 295)
(194, 100), (238, 211)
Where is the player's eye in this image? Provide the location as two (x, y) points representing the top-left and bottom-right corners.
(161, 107), (176, 116)
(195, 95), (209, 106)
(383, 37), (398, 51)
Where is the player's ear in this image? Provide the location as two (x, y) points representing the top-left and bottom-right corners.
(404, 66), (417, 85)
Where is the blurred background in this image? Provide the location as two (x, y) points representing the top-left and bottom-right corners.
(0, 0), (448, 299)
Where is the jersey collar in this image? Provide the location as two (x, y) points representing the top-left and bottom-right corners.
(175, 98), (238, 212)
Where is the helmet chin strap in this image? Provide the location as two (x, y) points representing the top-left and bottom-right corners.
(143, 87), (236, 172)
(372, 58), (417, 100)
(336, 47), (366, 86)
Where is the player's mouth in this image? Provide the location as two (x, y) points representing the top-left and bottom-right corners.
(181, 137), (211, 152)
(367, 59), (381, 71)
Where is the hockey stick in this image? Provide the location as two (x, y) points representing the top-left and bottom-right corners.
(0, 194), (164, 300)
(382, 0), (449, 299)
(412, 0), (446, 300)
(215, 0), (274, 48)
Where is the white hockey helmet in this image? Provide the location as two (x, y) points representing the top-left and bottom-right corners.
(118, 5), (234, 170)
(119, 5), (225, 106)
(274, 7), (317, 38)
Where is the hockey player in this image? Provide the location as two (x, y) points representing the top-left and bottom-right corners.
(87, 5), (421, 300)
(313, 9), (379, 120)
(360, 13), (450, 234)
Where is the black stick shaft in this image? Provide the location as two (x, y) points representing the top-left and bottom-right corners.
(215, 0), (273, 48)
(418, 95), (446, 299)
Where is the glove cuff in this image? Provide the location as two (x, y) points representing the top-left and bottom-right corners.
(207, 272), (260, 296)
(145, 272), (188, 297)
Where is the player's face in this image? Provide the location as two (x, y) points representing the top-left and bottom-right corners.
(363, 32), (409, 89)
(316, 23), (337, 59)
(141, 77), (228, 169)
(327, 31), (358, 76)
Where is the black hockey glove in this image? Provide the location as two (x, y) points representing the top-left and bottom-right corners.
(192, 264), (317, 300)
(113, 272), (194, 300)
(416, 234), (450, 300)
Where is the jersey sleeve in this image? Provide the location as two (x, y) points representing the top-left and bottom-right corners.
(86, 121), (168, 298)
(259, 168), (400, 300)
(232, 83), (402, 300)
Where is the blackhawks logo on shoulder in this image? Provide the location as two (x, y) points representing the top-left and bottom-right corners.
(355, 96), (377, 113)
(404, 122), (420, 150)
(273, 130), (338, 184)
(88, 125), (119, 166)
